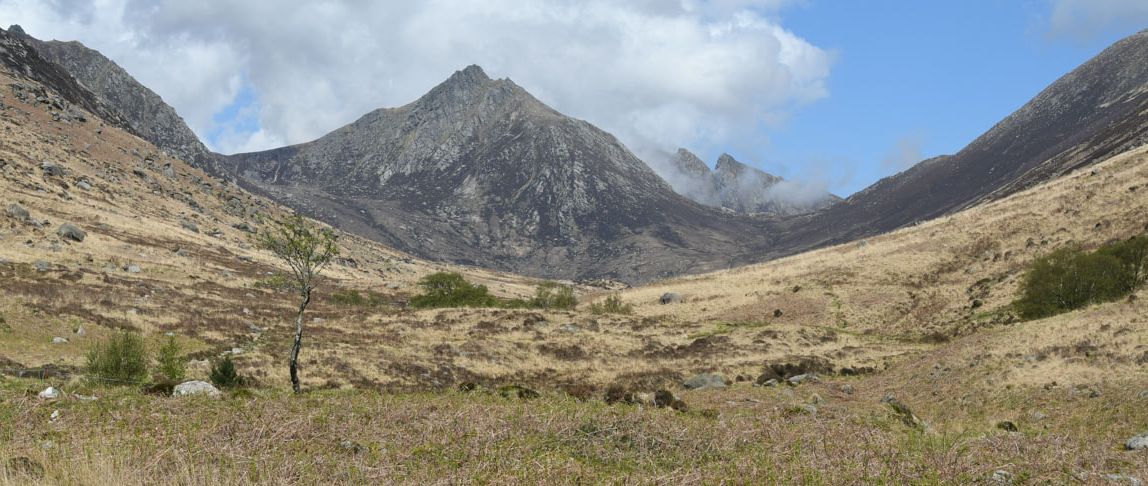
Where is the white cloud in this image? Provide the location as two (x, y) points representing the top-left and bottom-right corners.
(1047, 0), (1148, 40)
(0, 0), (832, 159)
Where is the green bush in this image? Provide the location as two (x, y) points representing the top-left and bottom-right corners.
(1014, 236), (1147, 320)
(410, 272), (501, 309)
(252, 273), (294, 292)
(530, 282), (577, 310)
(155, 335), (186, 382)
(330, 289), (389, 307)
(589, 294), (633, 315)
(210, 356), (242, 389)
(86, 331), (149, 386)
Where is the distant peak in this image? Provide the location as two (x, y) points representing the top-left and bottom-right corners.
(715, 153), (744, 171)
(446, 64), (492, 87)
(6, 24), (26, 37)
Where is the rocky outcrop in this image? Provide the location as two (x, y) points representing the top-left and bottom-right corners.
(663, 149), (840, 216)
(13, 27), (222, 175)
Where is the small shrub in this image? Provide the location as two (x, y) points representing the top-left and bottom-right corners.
(1014, 237), (1147, 320)
(411, 272), (500, 309)
(589, 294), (633, 315)
(530, 282), (577, 310)
(210, 356), (242, 389)
(155, 335), (186, 382)
(86, 331), (149, 386)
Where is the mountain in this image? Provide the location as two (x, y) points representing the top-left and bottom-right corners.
(8, 25), (222, 175)
(224, 66), (776, 282)
(663, 149), (840, 216)
(779, 29), (1148, 250)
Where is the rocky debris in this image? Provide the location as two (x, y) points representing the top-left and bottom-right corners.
(37, 386), (59, 399)
(339, 439), (365, 454)
(756, 356), (834, 385)
(882, 394), (927, 431)
(1103, 474), (1144, 485)
(57, 223), (86, 242)
(6, 203), (29, 221)
(40, 161), (66, 177)
(659, 292), (682, 304)
(683, 373), (727, 390)
(990, 469), (1014, 485)
(172, 381), (221, 398)
(1127, 432), (1148, 450)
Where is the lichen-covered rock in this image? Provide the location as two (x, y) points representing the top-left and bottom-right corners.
(172, 381), (221, 398)
(57, 223), (85, 242)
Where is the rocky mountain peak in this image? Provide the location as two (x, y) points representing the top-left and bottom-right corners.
(6, 24), (25, 36)
(673, 148), (712, 177)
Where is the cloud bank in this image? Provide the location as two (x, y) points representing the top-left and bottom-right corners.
(0, 0), (832, 160)
(1047, 0), (1148, 40)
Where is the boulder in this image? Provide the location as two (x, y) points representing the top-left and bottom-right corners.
(1127, 432), (1148, 451)
(57, 223), (86, 242)
(6, 203), (29, 221)
(787, 373), (820, 386)
(40, 161), (66, 177)
(172, 380), (222, 398)
(659, 292), (683, 305)
(682, 373), (727, 390)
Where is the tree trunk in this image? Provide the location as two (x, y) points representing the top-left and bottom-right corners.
(290, 289), (311, 394)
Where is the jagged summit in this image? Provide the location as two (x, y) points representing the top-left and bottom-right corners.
(224, 65), (773, 282)
(660, 150), (837, 216)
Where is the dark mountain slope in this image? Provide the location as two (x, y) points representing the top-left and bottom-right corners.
(780, 29), (1148, 250)
(225, 66), (776, 282)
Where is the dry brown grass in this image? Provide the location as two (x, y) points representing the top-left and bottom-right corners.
(1, 72), (1148, 483)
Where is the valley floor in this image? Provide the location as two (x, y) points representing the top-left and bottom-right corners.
(1, 369), (1145, 484)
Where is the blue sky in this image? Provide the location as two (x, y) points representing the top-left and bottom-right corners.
(726, 1), (1146, 196)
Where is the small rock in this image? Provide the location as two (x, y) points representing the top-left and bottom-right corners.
(174, 248), (190, 257)
(1137, 390), (1148, 400)
(74, 326), (85, 335)
(76, 180), (92, 191)
(787, 373), (820, 386)
(773, 309), (784, 318)
(1104, 474), (1143, 486)
(51, 336), (67, 344)
(659, 292), (683, 305)
(683, 373), (727, 390)
(6, 203), (29, 221)
(883, 394), (927, 430)
(57, 223), (86, 242)
(49, 409), (61, 422)
(386, 283), (400, 290)
(33, 260), (51, 272)
(38, 387), (59, 399)
(1127, 432), (1148, 450)
(759, 378), (779, 387)
(40, 161), (66, 177)
(839, 384), (855, 395)
(248, 323), (264, 333)
(558, 323), (580, 333)
(991, 469), (1013, 485)
(230, 347), (243, 355)
(339, 439), (364, 453)
(124, 264), (141, 273)
(1031, 411), (1048, 421)
(172, 381), (221, 398)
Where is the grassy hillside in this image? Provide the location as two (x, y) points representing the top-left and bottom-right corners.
(1, 71), (1147, 483)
